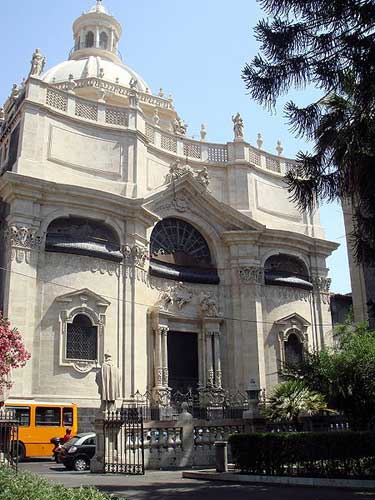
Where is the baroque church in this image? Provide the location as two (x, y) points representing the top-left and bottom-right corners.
(0, 1), (337, 422)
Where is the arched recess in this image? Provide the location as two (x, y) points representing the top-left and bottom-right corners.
(45, 217), (122, 262)
(85, 31), (94, 48)
(149, 218), (219, 284)
(99, 31), (108, 50)
(66, 314), (98, 362)
(264, 253), (312, 290)
(284, 329), (304, 366)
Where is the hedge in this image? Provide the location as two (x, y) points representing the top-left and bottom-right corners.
(229, 432), (375, 478)
(0, 467), (119, 500)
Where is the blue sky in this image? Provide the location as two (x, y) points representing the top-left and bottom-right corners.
(0, 0), (350, 293)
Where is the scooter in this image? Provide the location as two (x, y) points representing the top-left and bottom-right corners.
(50, 437), (62, 462)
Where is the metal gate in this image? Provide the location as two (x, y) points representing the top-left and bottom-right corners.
(0, 413), (19, 471)
(103, 407), (144, 474)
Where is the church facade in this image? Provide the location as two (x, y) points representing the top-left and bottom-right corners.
(0, 2), (337, 421)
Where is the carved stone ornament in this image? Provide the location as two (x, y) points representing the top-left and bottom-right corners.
(165, 160), (209, 189)
(152, 387), (171, 408)
(5, 224), (42, 249)
(158, 194), (190, 213)
(312, 276), (332, 293)
(198, 386), (225, 407)
(122, 244), (149, 267)
(73, 360), (96, 374)
(200, 292), (220, 317)
(239, 266), (264, 284)
(157, 282), (193, 311)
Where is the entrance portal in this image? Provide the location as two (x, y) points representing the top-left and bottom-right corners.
(167, 331), (199, 392)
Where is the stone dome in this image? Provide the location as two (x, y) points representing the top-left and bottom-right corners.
(42, 56), (150, 92)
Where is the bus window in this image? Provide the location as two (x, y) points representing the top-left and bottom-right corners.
(36, 407), (61, 427)
(63, 407), (73, 426)
(7, 406), (30, 427)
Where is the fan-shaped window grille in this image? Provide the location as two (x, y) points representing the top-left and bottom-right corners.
(99, 32), (108, 50)
(85, 31), (94, 48)
(265, 254), (311, 290)
(285, 331), (303, 366)
(45, 217), (122, 262)
(150, 218), (219, 284)
(67, 314), (97, 361)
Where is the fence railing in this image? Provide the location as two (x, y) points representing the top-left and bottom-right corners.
(0, 411), (19, 471)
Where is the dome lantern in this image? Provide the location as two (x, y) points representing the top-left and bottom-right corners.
(70, 0), (123, 65)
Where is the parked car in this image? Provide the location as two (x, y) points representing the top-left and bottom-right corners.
(59, 432), (96, 471)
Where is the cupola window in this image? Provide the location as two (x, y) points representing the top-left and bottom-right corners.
(85, 31), (94, 48)
(264, 254), (312, 290)
(99, 31), (108, 50)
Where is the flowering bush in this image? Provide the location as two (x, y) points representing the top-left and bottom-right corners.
(0, 313), (30, 391)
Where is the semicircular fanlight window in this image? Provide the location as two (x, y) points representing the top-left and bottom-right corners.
(150, 218), (211, 267)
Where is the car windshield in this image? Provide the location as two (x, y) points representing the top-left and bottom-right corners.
(62, 436), (79, 448)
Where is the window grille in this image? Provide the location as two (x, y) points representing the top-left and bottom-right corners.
(67, 314), (98, 361)
(249, 149), (261, 166)
(75, 99), (98, 121)
(46, 89), (68, 112)
(145, 124), (155, 143)
(208, 146), (228, 163)
(161, 134), (177, 153)
(105, 107), (129, 127)
(183, 142), (202, 159)
(266, 156), (281, 173)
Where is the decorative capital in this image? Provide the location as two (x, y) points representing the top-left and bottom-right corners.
(5, 224), (42, 250)
(239, 266), (264, 284)
(199, 292), (220, 318)
(122, 244), (149, 268)
(312, 276), (331, 293)
(155, 325), (169, 337)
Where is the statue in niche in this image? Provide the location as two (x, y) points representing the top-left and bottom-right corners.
(232, 112), (244, 140)
(96, 353), (121, 412)
(30, 49), (46, 77)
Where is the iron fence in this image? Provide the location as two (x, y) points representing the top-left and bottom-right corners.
(0, 411), (19, 471)
(103, 407), (144, 475)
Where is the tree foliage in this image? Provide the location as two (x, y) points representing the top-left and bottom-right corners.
(284, 322), (375, 429)
(263, 379), (329, 429)
(243, 0), (375, 263)
(0, 314), (30, 394)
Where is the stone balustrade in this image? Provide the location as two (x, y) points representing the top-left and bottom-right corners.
(22, 78), (296, 173)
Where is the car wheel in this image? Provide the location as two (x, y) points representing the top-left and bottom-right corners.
(73, 456), (89, 471)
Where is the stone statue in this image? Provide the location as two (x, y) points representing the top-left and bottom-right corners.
(129, 77), (138, 90)
(173, 116), (188, 136)
(165, 160), (192, 184)
(232, 112), (244, 140)
(30, 49), (46, 77)
(200, 123), (207, 142)
(153, 107), (160, 126)
(96, 353), (121, 412)
(196, 167), (209, 188)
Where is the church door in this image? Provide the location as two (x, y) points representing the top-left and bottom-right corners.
(167, 331), (199, 392)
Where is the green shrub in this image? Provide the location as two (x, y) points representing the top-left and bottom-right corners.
(229, 432), (375, 478)
(0, 466), (119, 500)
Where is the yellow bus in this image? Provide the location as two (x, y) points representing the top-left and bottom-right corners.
(5, 401), (78, 460)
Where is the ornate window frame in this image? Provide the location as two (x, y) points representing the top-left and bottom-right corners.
(275, 313), (310, 365)
(56, 289), (110, 374)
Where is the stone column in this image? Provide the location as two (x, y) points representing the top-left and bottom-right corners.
(153, 326), (163, 389)
(95, 27), (100, 48)
(205, 331), (214, 387)
(213, 332), (222, 389)
(161, 326), (169, 387)
(109, 29), (114, 52)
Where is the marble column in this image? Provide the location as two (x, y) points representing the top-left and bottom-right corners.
(161, 326), (169, 387)
(154, 326), (163, 388)
(205, 331), (214, 387)
(213, 332), (222, 389)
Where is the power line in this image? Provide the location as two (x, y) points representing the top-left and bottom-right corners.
(0, 262), (337, 328)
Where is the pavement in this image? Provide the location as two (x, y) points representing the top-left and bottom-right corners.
(19, 460), (375, 500)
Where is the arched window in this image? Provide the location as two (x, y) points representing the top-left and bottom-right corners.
(264, 254), (311, 290)
(99, 31), (108, 50)
(45, 217), (122, 262)
(66, 314), (97, 361)
(85, 31), (94, 48)
(284, 331), (303, 366)
(150, 218), (219, 284)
